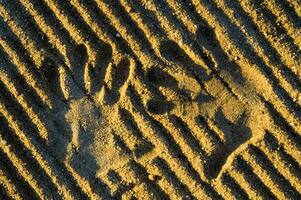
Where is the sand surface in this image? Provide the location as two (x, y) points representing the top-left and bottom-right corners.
(0, 0), (301, 199)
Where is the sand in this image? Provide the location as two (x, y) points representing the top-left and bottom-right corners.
(0, 0), (300, 199)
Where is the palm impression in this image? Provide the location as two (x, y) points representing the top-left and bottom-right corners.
(41, 43), (143, 180)
(142, 40), (265, 180)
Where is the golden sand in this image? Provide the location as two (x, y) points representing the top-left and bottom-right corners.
(0, 0), (300, 199)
